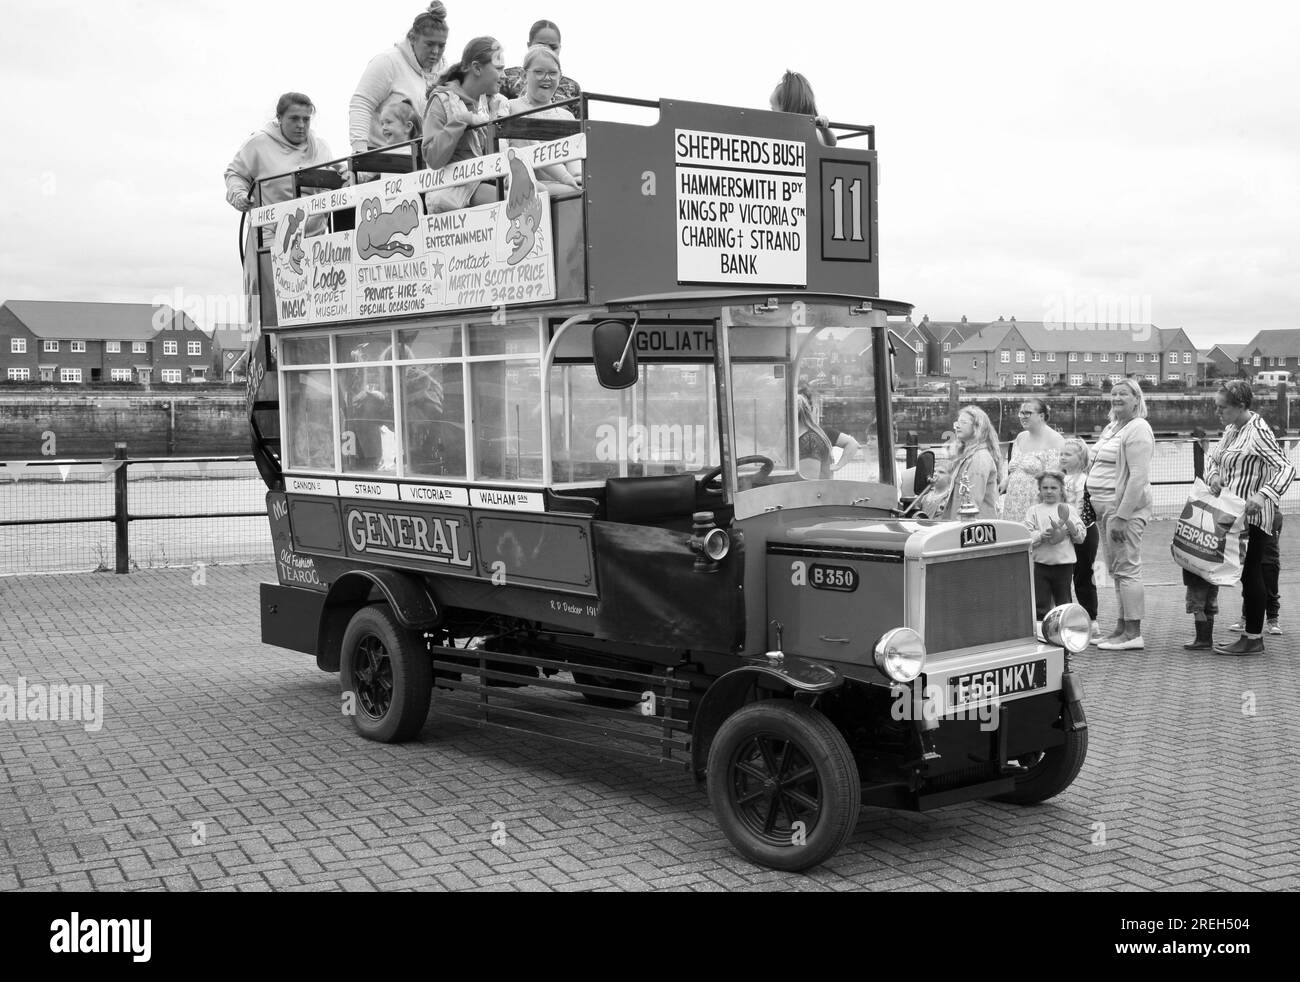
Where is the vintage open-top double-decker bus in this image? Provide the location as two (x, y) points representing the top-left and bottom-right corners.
(249, 94), (1089, 871)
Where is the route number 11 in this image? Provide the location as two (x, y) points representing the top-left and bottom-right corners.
(829, 176), (864, 242)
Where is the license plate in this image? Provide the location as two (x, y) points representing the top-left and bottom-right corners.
(949, 659), (1048, 707)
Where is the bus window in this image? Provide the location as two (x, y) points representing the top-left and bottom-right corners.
(794, 323), (884, 481)
(472, 361), (543, 481)
(731, 363), (791, 468)
(549, 364), (626, 483)
(338, 332), (396, 474)
(283, 370), (335, 470)
(398, 325), (466, 479)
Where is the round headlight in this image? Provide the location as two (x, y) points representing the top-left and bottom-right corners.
(702, 527), (730, 561)
(874, 628), (926, 683)
(1042, 603), (1090, 653)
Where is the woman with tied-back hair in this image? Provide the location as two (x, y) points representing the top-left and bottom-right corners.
(1087, 377), (1154, 651)
(770, 70), (837, 147)
(422, 37), (507, 213)
(939, 405), (1003, 520)
(1000, 397), (1065, 524)
(502, 45), (582, 195)
(350, 2), (451, 152)
(797, 393), (860, 480)
(499, 20), (581, 103)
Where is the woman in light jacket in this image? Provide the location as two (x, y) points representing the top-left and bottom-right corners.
(349, 3), (451, 152)
(941, 406), (1003, 520)
(1086, 378), (1154, 650)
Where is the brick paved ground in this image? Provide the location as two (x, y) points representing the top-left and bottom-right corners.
(1, 520), (1297, 892)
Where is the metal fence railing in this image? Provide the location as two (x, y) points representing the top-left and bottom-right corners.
(2, 437), (1297, 577)
(0, 444), (271, 577)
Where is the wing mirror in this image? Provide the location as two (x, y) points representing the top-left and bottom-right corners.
(592, 319), (639, 390)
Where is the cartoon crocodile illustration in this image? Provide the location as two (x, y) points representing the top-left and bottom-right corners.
(504, 150), (543, 266)
(356, 197), (420, 260)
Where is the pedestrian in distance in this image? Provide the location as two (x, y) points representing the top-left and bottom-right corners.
(1060, 437), (1102, 640)
(1206, 380), (1296, 655)
(1087, 378), (1155, 651)
(939, 405), (1003, 520)
(1001, 398), (1065, 524)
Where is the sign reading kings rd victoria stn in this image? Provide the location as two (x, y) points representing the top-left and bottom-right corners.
(675, 129), (807, 287)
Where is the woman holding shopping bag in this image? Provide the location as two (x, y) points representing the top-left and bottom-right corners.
(1206, 380), (1296, 656)
(1086, 379), (1155, 650)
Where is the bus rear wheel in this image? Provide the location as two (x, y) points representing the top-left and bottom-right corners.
(340, 604), (433, 743)
(706, 700), (860, 872)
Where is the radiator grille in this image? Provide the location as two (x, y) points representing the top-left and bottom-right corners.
(924, 552), (1034, 652)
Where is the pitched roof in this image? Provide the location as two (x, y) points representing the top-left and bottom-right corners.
(1240, 329), (1300, 357)
(211, 329), (251, 352)
(920, 316), (985, 345)
(949, 318), (1175, 356)
(1208, 343), (1246, 359)
(2, 300), (201, 340)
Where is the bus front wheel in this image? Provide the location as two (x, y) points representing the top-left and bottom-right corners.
(706, 700), (860, 872)
(340, 604), (433, 743)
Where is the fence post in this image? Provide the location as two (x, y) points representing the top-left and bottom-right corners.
(905, 431), (918, 469)
(114, 442), (130, 574)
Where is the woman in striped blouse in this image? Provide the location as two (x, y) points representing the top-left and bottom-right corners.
(1207, 379), (1296, 656)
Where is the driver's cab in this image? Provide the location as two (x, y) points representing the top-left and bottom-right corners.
(545, 297), (897, 530)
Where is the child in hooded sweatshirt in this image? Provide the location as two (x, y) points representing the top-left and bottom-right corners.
(1024, 470), (1085, 619)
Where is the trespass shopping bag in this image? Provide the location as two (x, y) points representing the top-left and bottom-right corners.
(1169, 479), (1249, 586)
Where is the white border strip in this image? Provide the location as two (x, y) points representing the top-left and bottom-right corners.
(253, 134), (588, 228)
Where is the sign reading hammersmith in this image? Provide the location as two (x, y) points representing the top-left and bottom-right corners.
(255, 137), (586, 327)
(674, 129), (808, 287)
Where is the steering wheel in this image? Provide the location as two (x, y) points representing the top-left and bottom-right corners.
(699, 455), (776, 496)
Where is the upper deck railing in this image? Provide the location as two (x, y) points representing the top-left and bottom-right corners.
(246, 95), (893, 334)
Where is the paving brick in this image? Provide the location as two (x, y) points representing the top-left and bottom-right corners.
(3, 541), (1299, 892)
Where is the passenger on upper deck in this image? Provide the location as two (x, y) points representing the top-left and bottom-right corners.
(349, 2), (450, 153)
(770, 71), (837, 147)
(379, 96), (423, 147)
(422, 37), (509, 213)
(499, 20), (581, 103)
(224, 92), (338, 214)
(503, 45), (583, 196)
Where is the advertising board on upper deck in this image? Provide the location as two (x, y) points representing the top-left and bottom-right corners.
(253, 135), (587, 329)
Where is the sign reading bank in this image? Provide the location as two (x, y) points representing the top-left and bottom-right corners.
(674, 129), (808, 288)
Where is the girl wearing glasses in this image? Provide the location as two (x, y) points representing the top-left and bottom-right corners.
(499, 20), (582, 103)
(502, 45), (583, 195)
(1001, 398), (1064, 524)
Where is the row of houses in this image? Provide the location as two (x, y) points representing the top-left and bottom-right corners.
(0, 301), (250, 385)
(3, 300), (1296, 392)
(803, 314), (1299, 390)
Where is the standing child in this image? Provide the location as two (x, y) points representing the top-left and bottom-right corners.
(1024, 470), (1085, 620)
(1061, 438), (1101, 639)
(913, 459), (952, 517)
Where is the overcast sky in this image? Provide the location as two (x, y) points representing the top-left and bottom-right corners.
(1, 0), (1296, 348)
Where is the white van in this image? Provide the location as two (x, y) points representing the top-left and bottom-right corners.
(1255, 370), (1292, 387)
